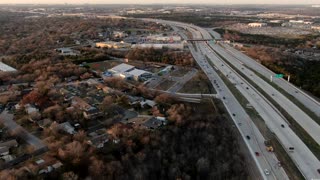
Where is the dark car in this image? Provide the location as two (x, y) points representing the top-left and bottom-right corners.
(246, 135), (251, 140)
(281, 124), (285, 128)
(255, 152), (260, 156)
(317, 169), (320, 174)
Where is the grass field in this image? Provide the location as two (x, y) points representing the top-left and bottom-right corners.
(88, 60), (121, 71)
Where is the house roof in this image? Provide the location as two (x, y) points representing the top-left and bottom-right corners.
(25, 104), (39, 114)
(71, 97), (91, 110)
(37, 119), (53, 127)
(88, 134), (109, 145)
(0, 62), (17, 72)
(0, 139), (18, 148)
(0, 147), (9, 154)
(58, 122), (76, 135)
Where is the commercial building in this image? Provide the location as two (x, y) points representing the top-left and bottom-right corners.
(55, 47), (79, 56)
(311, 26), (320, 31)
(109, 63), (135, 74)
(95, 41), (131, 49)
(146, 35), (181, 42)
(131, 43), (184, 50)
(127, 69), (153, 81)
(248, 23), (267, 28)
(0, 62), (17, 72)
(109, 63), (153, 81)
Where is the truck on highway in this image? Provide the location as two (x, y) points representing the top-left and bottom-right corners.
(264, 140), (274, 152)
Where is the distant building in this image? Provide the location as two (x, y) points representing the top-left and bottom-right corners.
(131, 43), (184, 50)
(96, 41), (131, 49)
(289, 20), (304, 24)
(55, 47), (79, 56)
(0, 62), (17, 72)
(311, 26), (320, 31)
(146, 35), (181, 42)
(248, 23), (267, 28)
(113, 31), (128, 38)
(269, 20), (283, 23)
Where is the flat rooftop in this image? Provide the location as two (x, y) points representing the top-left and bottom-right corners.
(127, 69), (151, 76)
(109, 63), (134, 73)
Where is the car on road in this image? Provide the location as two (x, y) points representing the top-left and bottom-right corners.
(281, 124), (285, 128)
(255, 152), (260, 156)
(246, 135), (250, 140)
(317, 169), (320, 174)
(289, 147), (295, 152)
(232, 113), (236, 116)
(264, 169), (270, 175)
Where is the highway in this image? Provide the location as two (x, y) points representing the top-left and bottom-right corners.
(215, 40), (320, 118)
(142, 18), (320, 180)
(146, 18), (290, 180)
(208, 43), (320, 146)
(197, 26), (320, 180)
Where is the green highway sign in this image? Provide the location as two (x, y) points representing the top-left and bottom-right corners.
(275, 74), (284, 78)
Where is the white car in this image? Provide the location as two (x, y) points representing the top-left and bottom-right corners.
(264, 169), (270, 175)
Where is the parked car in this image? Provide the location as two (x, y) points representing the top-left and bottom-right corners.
(246, 135), (250, 140)
(264, 169), (270, 175)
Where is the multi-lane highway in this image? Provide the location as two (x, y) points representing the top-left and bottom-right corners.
(214, 39), (320, 117)
(209, 43), (320, 145)
(145, 18), (290, 180)
(142, 18), (320, 180)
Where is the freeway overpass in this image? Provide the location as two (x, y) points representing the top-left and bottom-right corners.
(187, 39), (215, 42)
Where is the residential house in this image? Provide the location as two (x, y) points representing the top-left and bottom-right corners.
(37, 119), (53, 129)
(0, 147), (9, 156)
(83, 107), (102, 119)
(0, 139), (18, 156)
(87, 134), (109, 148)
(58, 122), (76, 135)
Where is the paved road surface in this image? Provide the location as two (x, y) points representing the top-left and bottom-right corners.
(141, 18), (320, 180)
(209, 43), (320, 146)
(0, 110), (46, 150)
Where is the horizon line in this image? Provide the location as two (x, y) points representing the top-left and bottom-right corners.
(0, 3), (319, 5)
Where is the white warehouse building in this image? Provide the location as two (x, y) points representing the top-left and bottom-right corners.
(127, 69), (153, 81)
(248, 23), (267, 28)
(109, 63), (135, 74)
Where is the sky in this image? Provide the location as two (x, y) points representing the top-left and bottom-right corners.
(0, 0), (320, 4)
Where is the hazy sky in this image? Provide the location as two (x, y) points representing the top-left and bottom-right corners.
(0, 0), (320, 4)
